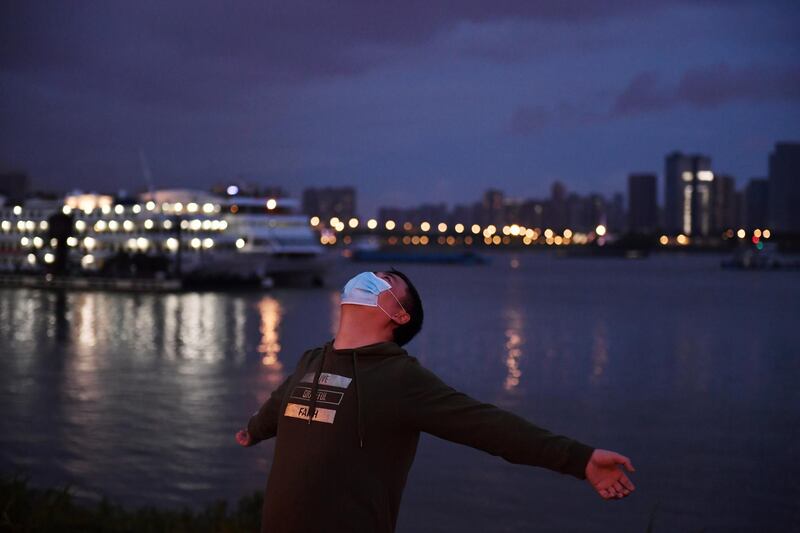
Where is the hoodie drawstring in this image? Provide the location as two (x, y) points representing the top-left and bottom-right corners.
(307, 346), (327, 424)
(352, 351), (364, 448)
(307, 342), (365, 448)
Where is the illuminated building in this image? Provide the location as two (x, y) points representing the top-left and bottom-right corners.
(664, 151), (714, 237)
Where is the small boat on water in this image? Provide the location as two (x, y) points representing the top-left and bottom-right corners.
(721, 242), (800, 270)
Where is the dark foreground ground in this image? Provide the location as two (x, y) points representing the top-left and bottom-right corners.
(0, 475), (262, 533)
(2, 474), (666, 533)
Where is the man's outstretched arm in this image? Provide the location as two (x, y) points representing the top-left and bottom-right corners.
(236, 349), (314, 447)
(398, 360), (636, 499)
(236, 373), (293, 447)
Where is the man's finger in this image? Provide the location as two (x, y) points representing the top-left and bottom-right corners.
(614, 453), (635, 472)
(619, 474), (635, 491)
(598, 488), (610, 499)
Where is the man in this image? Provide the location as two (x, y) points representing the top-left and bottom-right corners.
(237, 269), (636, 532)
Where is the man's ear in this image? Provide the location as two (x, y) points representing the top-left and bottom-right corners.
(393, 312), (411, 325)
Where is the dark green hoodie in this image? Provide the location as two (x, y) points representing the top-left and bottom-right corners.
(245, 339), (595, 533)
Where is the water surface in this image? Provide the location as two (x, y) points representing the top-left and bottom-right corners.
(1, 252), (798, 532)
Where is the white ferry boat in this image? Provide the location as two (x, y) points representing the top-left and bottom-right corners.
(0, 189), (330, 286)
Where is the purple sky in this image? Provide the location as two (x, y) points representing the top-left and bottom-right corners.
(2, 1), (799, 216)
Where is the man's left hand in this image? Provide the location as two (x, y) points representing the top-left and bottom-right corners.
(236, 429), (252, 447)
(585, 449), (636, 500)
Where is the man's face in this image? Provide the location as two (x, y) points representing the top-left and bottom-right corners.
(374, 271), (410, 322)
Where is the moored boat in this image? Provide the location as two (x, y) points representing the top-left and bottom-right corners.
(0, 189), (330, 287)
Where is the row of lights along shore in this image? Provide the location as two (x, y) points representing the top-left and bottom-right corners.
(59, 201), (226, 215)
(4, 200), (256, 266)
(308, 215), (771, 247)
(1, 200), (773, 251)
(58, 198), (275, 215)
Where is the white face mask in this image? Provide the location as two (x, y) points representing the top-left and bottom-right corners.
(341, 271), (407, 320)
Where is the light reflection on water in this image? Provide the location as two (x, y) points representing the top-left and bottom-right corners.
(589, 318), (608, 385)
(0, 254), (798, 532)
(502, 306), (523, 392)
(258, 297), (284, 388)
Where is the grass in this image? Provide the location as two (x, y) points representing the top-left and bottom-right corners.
(0, 474), (262, 532)
(2, 474), (695, 532)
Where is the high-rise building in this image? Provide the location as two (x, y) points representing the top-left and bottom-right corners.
(481, 189), (504, 226)
(502, 198), (523, 227)
(448, 203), (479, 226)
(664, 151), (713, 236)
(607, 192), (626, 234)
(565, 193), (584, 231)
(377, 203), (447, 226)
(415, 203), (448, 225)
(302, 187), (356, 222)
(548, 181), (567, 230)
(744, 178), (769, 230)
(712, 174), (739, 233)
(377, 206), (405, 225)
(519, 199), (545, 229)
(627, 173), (658, 234)
(585, 193), (608, 232)
(768, 142), (800, 233)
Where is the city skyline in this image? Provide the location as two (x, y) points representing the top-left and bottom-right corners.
(6, 142), (792, 227)
(2, 2), (799, 215)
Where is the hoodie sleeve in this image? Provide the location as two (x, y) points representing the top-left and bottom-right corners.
(398, 360), (595, 479)
(246, 349), (312, 446)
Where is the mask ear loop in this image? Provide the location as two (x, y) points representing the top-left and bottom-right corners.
(377, 288), (407, 321)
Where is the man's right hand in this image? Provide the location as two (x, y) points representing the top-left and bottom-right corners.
(585, 449), (636, 500)
(236, 429), (252, 447)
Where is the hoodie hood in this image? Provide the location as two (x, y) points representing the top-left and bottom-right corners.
(326, 338), (408, 357)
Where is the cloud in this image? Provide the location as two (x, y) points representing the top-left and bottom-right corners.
(610, 71), (670, 115)
(510, 61), (800, 135)
(0, 1), (764, 91)
(611, 62), (800, 115)
(2, 0), (797, 198)
(2, 1), (794, 115)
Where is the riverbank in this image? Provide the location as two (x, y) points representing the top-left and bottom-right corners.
(0, 475), (262, 533)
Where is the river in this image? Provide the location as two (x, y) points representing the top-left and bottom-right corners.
(1, 252), (797, 531)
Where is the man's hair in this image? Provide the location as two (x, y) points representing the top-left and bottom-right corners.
(388, 268), (423, 346)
